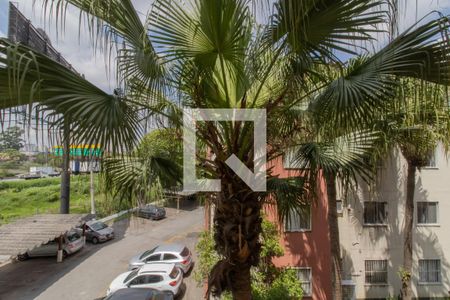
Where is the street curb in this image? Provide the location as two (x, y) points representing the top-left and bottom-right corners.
(0, 255), (11, 268)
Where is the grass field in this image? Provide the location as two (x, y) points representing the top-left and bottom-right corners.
(0, 161), (33, 178)
(0, 175), (131, 225)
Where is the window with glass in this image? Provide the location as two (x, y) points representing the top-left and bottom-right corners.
(425, 149), (437, 168)
(283, 147), (305, 169)
(163, 253), (178, 260)
(419, 259), (441, 283)
(364, 202), (387, 225)
(417, 202), (438, 224)
(285, 205), (311, 231)
(365, 260), (388, 284)
(336, 200), (343, 214)
(294, 268), (312, 296)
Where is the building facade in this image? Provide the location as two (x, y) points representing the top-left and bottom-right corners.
(338, 145), (450, 299)
(267, 157), (333, 300)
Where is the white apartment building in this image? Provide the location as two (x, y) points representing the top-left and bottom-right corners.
(339, 145), (450, 299)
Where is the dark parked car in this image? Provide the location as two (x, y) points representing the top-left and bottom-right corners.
(81, 220), (114, 244)
(137, 204), (166, 220)
(104, 288), (174, 300)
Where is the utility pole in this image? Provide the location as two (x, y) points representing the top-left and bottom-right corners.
(90, 159), (96, 215)
(60, 120), (70, 214)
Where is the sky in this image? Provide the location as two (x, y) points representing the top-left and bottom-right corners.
(1, 0), (450, 93)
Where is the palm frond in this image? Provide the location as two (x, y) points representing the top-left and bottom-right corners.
(266, 0), (385, 61)
(266, 175), (309, 226)
(40, 0), (166, 96)
(0, 38), (142, 154)
(102, 155), (181, 204)
(310, 16), (450, 130)
(293, 130), (382, 184)
(149, 0), (252, 107)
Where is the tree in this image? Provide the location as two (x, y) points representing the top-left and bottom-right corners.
(102, 128), (182, 206)
(1, 1), (450, 299)
(371, 81), (450, 299)
(291, 130), (380, 299)
(0, 126), (24, 151)
(137, 128), (182, 165)
(195, 217), (303, 300)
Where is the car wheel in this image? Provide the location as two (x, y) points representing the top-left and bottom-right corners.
(17, 253), (29, 261)
(63, 250), (68, 258)
(92, 237), (99, 244)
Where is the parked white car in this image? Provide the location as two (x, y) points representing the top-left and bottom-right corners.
(18, 230), (85, 260)
(128, 244), (193, 274)
(107, 263), (183, 297)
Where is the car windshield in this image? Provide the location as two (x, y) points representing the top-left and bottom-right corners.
(169, 267), (179, 279)
(124, 269), (139, 283)
(89, 222), (107, 231)
(67, 232), (81, 242)
(140, 247), (157, 260)
(180, 247), (189, 257)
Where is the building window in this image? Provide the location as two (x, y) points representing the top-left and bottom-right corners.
(417, 202), (438, 225)
(283, 147), (302, 169)
(294, 268), (312, 296)
(285, 205), (311, 231)
(419, 259), (441, 284)
(336, 200), (343, 214)
(425, 148), (437, 168)
(365, 260), (388, 284)
(342, 281), (356, 300)
(363, 202), (387, 225)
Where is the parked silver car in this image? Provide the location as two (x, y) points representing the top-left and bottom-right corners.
(136, 204), (166, 220)
(128, 244), (193, 274)
(18, 230), (85, 260)
(104, 288), (174, 300)
(107, 263), (183, 297)
(82, 220), (114, 244)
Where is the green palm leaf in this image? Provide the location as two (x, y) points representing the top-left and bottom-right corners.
(310, 17), (450, 130)
(0, 38), (142, 153)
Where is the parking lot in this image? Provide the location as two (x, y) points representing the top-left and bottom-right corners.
(0, 207), (205, 300)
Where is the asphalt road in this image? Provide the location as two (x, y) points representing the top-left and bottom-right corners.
(0, 206), (205, 300)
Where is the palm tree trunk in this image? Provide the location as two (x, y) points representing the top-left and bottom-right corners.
(208, 184), (262, 300)
(325, 171), (342, 300)
(401, 162), (416, 299)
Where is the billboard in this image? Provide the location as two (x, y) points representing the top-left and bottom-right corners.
(53, 144), (103, 157)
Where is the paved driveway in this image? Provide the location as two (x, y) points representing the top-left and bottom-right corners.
(0, 207), (205, 300)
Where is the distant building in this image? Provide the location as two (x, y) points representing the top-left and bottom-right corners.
(267, 157), (333, 299)
(339, 145), (450, 299)
(204, 145), (450, 299)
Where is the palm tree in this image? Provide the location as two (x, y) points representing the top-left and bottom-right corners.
(102, 128), (183, 207)
(372, 81), (450, 299)
(291, 130), (381, 299)
(1, 1), (450, 299)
